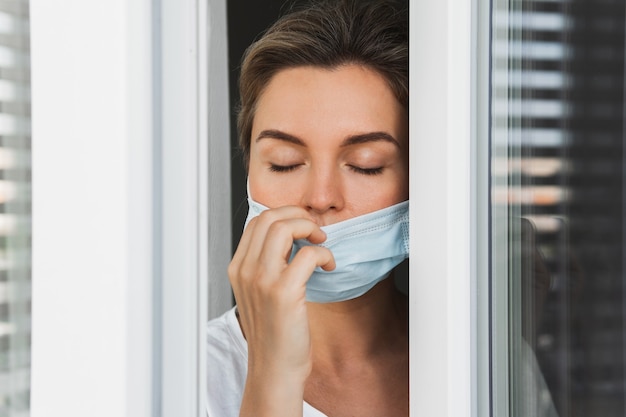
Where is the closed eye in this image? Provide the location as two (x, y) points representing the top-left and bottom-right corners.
(269, 163), (303, 173)
(348, 165), (384, 175)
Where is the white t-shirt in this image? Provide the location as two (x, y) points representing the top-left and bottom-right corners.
(206, 307), (558, 417)
(205, 307), (328, 417)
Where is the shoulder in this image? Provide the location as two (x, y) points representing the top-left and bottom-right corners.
(205, 307), (248, 417)
(206, 307), (246, 355)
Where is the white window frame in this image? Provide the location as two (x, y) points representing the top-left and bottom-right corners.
(30, 0), (231, 416)
(409, 0), (488, 416)
(159, 0), (232, 415)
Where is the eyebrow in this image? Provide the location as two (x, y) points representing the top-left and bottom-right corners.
(255, 129), (401, 148)
(256, 130), (305, 146)
(341, 132), (400, 148)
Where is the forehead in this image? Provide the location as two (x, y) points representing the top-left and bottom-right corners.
(251, 65), (407, 146)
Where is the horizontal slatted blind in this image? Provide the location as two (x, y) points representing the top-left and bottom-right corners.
(0, 0), (31, 416)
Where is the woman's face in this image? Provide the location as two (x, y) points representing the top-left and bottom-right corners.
(248, 64), (408, 226)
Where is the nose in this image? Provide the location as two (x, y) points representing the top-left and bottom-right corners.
(301, 165), (344, 218)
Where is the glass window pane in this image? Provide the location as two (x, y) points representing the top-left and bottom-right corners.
(0, 0), (31, 416)
(490, 0), (626, 416)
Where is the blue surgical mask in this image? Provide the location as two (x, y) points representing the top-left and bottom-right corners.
(244, 196), (410, 303)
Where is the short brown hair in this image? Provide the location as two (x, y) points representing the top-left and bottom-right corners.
(236, 0), (409, 166)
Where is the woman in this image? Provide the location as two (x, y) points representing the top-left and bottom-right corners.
(206, 1), (409, 416)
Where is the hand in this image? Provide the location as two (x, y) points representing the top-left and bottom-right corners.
(228, 206), (335, 416)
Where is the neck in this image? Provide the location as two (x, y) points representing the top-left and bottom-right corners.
(306, 278), (408, 368)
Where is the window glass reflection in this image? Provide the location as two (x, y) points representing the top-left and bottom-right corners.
(0, 0), (31, 415)
(491, 0), (625, 416)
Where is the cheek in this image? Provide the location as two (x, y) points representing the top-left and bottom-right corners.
(379, 165), (410, 202)
(248, 171), (274, 204)
(381, 181), (409, 206)
(247, 166), (302, 207)
(247, 158), (270, 202)
(345, 175), (408, 213)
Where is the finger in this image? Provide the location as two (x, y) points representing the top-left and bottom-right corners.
(231, 206), (313, 270)
(244, 206), (315, 264)
(283, 245), (336, 288)
(231, 206), (320, 291)
(258, 218), (327, 265)
(230, 217), (256, 268)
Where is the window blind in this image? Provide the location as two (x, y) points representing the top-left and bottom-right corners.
(0, 0), (31, 416)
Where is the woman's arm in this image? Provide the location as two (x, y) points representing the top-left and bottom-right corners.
(228, 206), (335, 417)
